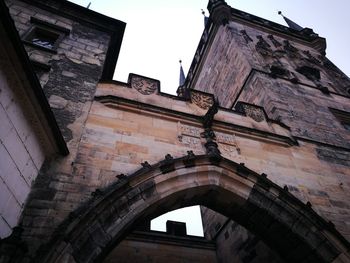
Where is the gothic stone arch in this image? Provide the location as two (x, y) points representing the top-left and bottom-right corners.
(38, 154), (350, 263)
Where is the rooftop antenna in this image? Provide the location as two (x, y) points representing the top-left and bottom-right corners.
(86, 2), (91, 9)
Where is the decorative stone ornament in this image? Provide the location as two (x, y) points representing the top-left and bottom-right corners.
(130, 74), (159, 95)
(191, 91), (214, 110)
(267, 34), (282, 48)
(240, 30), (253, 44)
(255, 35), (272, 56)
(235, 102), (266, 122)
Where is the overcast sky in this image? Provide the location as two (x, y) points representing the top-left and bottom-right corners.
(69, 0), (349, 95)
(69, 0), (350, 236)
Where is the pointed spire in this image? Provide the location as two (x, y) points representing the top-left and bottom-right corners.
(201, 9), (209, 27)
(179, 60), (185, 86)
(278, 11), (303, 31)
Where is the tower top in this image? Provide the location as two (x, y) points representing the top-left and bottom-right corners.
(179, 60), (185, 86)
(202, 9), (209, 27)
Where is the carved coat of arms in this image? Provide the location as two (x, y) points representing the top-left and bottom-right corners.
(131, 76), (158, 95)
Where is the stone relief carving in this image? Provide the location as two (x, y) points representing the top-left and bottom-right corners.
(240, 30), (253, 44)
(302, 50), (321, 65)
(177, 123), (202, 149)
(216, 131), (237, 146)
(270, 65), (289, 78)
(236, 102), (266, 123)
(179, 136), (202, 149)
(283, 40), (299, 57)
(131, 75), (158, 95)
(296, 65), (321, 81)
(255, 35), (272, 56)
(267, 34), (282, 48)
(179, 123), (202, 138)
(177, 123), (240, 155)
(219, 143), (241, 157)
(191, 91), (214, 110)
(243, 104), (265, 122)
(217, 131), (240, 156)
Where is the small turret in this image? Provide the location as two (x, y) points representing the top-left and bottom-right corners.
(278, 11), (303, 31)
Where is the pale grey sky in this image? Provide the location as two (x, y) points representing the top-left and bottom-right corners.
(70, 0), (349, 95)
(69, 0), (350, 236)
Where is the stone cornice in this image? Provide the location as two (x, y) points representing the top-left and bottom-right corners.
(95, 94), (297, 147)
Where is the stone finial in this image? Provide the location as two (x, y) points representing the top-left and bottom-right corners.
(201, 9), (209, 26)
(183, 151), (196, 167)
(207, 0), (230, 26)
(141, 161), (151, 168)
(160, 154), (175, 174)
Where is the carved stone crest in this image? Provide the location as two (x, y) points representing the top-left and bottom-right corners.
(191, 91), (214, 110)
(236, 102), (266, 122)
(243, 105), (265, 122)
(130, 75), (158, 95)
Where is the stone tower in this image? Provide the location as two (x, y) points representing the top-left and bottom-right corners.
(1, 0), (350, 262)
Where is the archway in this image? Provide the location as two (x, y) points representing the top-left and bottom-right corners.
(37, 154), (350, 263)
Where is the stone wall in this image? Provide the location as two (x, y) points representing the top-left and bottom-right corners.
(3, 0), (350, 261)
(104, 231), (217, 263)
(5, 0), (120, 253)
(10, 72), (349, 257)
(0, 12), (61, 238)
(0, 53), (47, 238)
(201, 207), (284, 263)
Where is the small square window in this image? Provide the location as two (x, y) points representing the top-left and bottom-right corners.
(25, 27), (60, 50)
(22, 17), (70, 53)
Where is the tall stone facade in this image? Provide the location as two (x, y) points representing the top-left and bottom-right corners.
(1, 0), (350, 262)
(187, 1), (350, 262)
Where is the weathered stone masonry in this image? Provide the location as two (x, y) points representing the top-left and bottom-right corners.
(2, 0), (350, 262)
(184, 1), (350, 262)
(4, 0), (125, 256)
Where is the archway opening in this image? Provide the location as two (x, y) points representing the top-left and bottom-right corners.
(151, 205), (204, 236)
(103, 204), (284, 263)
(40, 156), (347, 263)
